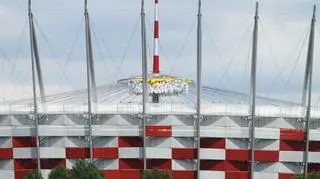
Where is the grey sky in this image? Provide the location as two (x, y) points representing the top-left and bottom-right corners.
(0, 0), (319, 103)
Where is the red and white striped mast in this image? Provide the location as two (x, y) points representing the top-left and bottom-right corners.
(152, 0), (160, 103)
(153, 0), (160, 74)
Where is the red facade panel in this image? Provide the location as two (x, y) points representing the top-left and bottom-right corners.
(254, 150), (279, 162)
(280, 140), (305, 151)
(93, 148), (118, 158)
(280, 129), (304, 141)
(0, 148), (13, 159)
(12, 137), (36, 148)
(172, 171), (196, 179)
(15, 170), (31, 179)
(226, 150), (249, 161)
(200, 138), (225, 149)
(200, 160), (225, 171)
(225, 161), (249, 172)
(146, 126), (172, 137)
(41, 159), (66, 169)
(310, 141), (320, 152)
(225, 171), (249, 179)
(66, 148), (90, 158)
(172, 148), (197, 159)
(147, 159), (171, 170)
(102, 170), (141, 179)
(119, 137), (143, 147)
(119, 159), (143, 169)
(14, 159), (37, 170)
(278, 173), (295, 179)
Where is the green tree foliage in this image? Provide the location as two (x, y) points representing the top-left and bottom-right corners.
(292, 172), (320, 179)
(142, 169), (171, 179)
(48, 166), (70, 179)
(70, 159), (105, 179)
(24, 170), (43, 179)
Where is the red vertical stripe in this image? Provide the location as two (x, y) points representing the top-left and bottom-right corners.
(41, 159), (66, 169)
(119, 159), (144, 169)
(225, 172), (249, 179)
(146, 126), (171, 137)
(13, 137), (36, 148)
(93, 148), (118, 158)
(280, 140), (305, 151)
(254, 150), (279, 162)
(280, 129), (304, 140)
(154, 21), (159, 38)
(147, 159), (171, 170)
(172, 171), (196, 179)
(172, 148), (197, 159)
(66, 148), (90, 158)
(0, 148), (13, 159)
(200, 138), (225, 148)
(119, 137), (143, 147)
(153, 56), (160, 74)
(226, 150), (249, 161)
(200, 160), (225, 171)
(155, 0), (159, 4)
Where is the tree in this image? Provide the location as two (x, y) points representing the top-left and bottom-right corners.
(24, 170), (43, 179)
(70, 159), (105, 179)
(142, 169), (171, 179)
(48, 166), (70, 179)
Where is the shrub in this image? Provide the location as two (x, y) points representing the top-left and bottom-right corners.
(142, 169), (171, 179)
(48, 166), (70, 179)
(24, 170), (43, 179)
(70, 159), (105, 179)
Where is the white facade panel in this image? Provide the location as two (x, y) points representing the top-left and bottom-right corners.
(199, 171), (225, 179)
(172, 126), (194, 137)
(0, 170), (14, 179)
(172, 137), (194, 148)
(278, 162), (304, 174)
(119, 148), (143, 158)
(117, 126), (140, 136)
(95, 159), (119, 170)
(0, 160), (13, 170)
(254, 172), (278, 179)
(172, 159), (195, 170)
(39, 126), (85, 136)
(255, 128), (279, 139)
(146, 137), (172, 148)
(309, 152), (320, 163)
(13, 148), (36, 158)
(145, 147), (171, 159)
(93, 136), (118, 147)
(280, 151), (304, 162)
(40, 147), (66, 158)
(199, 149), (225, 160)
(200, 127), (226, 138)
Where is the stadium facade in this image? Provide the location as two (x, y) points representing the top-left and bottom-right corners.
(0, 0), (318, 179)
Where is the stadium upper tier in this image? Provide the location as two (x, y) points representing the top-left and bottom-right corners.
(0, 83), (317, 118)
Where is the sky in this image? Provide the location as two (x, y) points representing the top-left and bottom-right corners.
(0, 0), (319, 104)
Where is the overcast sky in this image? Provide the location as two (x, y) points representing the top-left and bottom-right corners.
(0, 0), (319, 104)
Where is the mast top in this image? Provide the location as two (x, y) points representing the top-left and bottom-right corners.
(141, 0), (145, 14)
(84, 0), (88, 13)
(28, 0), (32, 16)
(255, 1), (259, 20)
(312, 4), (316, 22)
(198, 0), (202, 16)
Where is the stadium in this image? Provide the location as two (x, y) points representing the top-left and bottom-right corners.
(0, 0), (318, 179)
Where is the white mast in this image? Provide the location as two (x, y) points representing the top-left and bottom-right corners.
(196, 0), (202, 178)
(141, 0), (148, 170)
(28, 0), (41, 172)
(303, 4), (316, 178)
(249, 2), (259, 179)
(84, 0), (97, 161)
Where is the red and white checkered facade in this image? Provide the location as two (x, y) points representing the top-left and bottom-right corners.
(0, 104), (319, 179)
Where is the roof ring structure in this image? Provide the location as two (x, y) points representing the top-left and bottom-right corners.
(118, 74), (193, 96)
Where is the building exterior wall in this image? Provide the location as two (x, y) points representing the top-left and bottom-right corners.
(0, 113), (318, 179)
